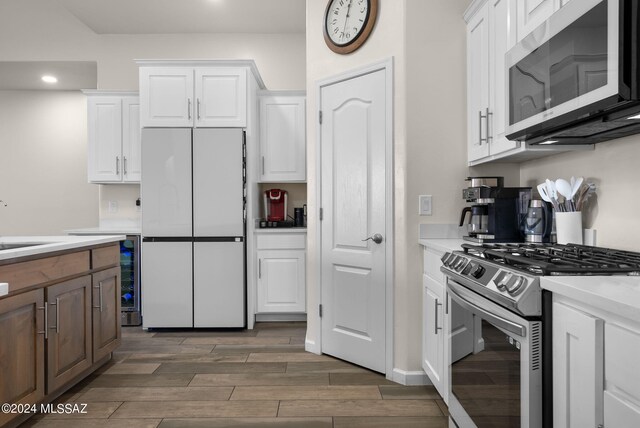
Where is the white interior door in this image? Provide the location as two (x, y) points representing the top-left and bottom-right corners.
(320, 68), (388, 373)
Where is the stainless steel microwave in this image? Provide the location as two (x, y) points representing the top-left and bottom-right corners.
(506, 0), (640, 145)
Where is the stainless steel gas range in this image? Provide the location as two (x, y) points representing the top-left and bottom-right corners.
(440, 243), (640, 428)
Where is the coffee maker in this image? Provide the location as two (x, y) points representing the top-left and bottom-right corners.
(459, 176), (531, 243)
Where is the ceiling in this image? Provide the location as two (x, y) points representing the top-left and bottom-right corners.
(57, 0), (306, 34)
(0, 62), (97, 90)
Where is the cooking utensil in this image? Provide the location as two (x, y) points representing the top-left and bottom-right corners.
(571, 176), (583, 199)
(537, 183), (552, 203)
(555, 178), (573, 200)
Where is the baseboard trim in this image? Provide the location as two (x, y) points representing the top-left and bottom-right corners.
(391, 368), (431, 386)
(255, 313), (307, 322)
(305, 338), (320, 355)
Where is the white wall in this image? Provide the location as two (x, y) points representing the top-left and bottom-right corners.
(0, 90), (99, 235)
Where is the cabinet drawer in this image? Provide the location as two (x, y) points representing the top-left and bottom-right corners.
(424, 248), (445, 282)
(605, 323), (640, 402)
(92, 245), (120, 270)
(256, 234), (306, 250)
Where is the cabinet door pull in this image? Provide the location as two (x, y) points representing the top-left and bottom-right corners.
(188, 98), (192, 120)
(49, 298), (60, 334)
(93, 282), (103, 312)
(123, 157), (128, 175)
(261, 156), (265, 175)
(258, 259), (262, 279)
(116, 156), (120, 175)
(486, 107), (493, 142)
(197, 99), (201, 120)
(479, 110), (487, 145)
(37, 302), (48, 339)
(435, 298), (443, 334)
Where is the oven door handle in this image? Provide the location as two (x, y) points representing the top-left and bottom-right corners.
(448, 280), (526, 337)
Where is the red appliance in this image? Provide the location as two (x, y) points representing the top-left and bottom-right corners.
(264, 189), (288, 221)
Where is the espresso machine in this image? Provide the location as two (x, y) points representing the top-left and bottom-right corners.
(459, 176), (531, 243)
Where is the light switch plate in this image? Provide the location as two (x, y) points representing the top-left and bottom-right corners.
(0, 283), (8, 297)
(419, 195), (432, 216)
(108, 200), (118, 213)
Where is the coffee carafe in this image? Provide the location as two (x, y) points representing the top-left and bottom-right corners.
(459, 205), (488, 234)
(522, 200), (553, 243)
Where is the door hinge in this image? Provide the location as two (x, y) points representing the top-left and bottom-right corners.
(319, 208), (323, 221)
(319, 110), (323, 124)
(319, 304), (323, 318)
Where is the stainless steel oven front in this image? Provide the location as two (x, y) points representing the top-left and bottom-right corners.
(446, 278), (543, 428)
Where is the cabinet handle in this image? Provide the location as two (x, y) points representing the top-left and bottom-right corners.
(479, 110), (487, 145)
(123, 157), (128, 175)
(49, 298), (60, 334)
(486, 107), (493, 142)
(93, 282), (103, 312)
(258, 259), (262, 279)
(434, 298), (443, 335)
(197, 99), (201, 120)
(37, 302), (48, 339)
(261, 156), (265, 175)
(188, 98), (192, 120)
(116, 156), (120, 175)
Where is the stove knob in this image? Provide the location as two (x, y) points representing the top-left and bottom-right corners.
(470, 264), (485, 278)
(454, 258), (468, 272)
(440, 253), (451, 264)
(461, 262), (474, 275)
(506, 275), (526, 295)
(448, 255), (461, 268)
(494, 272), (512, 290)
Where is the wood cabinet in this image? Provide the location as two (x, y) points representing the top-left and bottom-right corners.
(46, 276), (93, 393)
(256, 233), (306, 314)
(139, 66), (247, 128)
(0, 289), (45, 428)
(0, 243), (121, 427)
(92, 267), (121, 362)
(259, 93), (306, 182)
(86, 92), (141, 183)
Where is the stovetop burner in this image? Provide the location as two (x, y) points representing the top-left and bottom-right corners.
(462, 243), (640, 276)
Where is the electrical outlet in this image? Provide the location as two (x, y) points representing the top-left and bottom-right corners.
(419, 195), (432, 216)
(108, 200), (118, 213)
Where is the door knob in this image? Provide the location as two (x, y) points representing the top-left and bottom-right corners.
(362, 233), (383, 244)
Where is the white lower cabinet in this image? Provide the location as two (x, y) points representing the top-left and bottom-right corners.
(422, 274), (445, 396)
(553, 297), (640, 428)
(256, 233), (306, 314)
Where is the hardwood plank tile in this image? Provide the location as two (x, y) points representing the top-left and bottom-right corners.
(158, 417), (332, 428)
(255, 327), (306, 337)
(436, 399), (449, 417)
(153, 330), (259, 338)
(190, 373), (329, 387)
(125, 353), (248, 364)
(334, 416), (448, 428)
(378, 385), (442, 400)
(121, 327), (154, 338)
(247, 352), (335, 363)
(286, 361), (369, 374)
(230, 385), (381, 400)
(278, 399), (444, 417)
(102, 363), (161, 375)
(83, 373), (194, 388)
(212, 345), (305, 354)
(121, 337), (185, 345)
(78, 387), (233, 402)
(22, 418), (162, 428)
(182, 337), (291, 345)
(111, 351), (133, 362)
(116, 345), (192, 354)
(33, 402), (122, 419)
(178, 345), (217, 354)
(111, 401), (279, 419)
(329, 372), (397, 385)
(288, 337), (305, 345)
(155, 362), (286, 374)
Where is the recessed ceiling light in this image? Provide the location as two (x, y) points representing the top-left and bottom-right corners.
(627, 113), (640, 120)
(538, 140), (559, 145)
(42, 75), (58, 84)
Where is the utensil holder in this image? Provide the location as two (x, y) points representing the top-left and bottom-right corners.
(555, 211), (583, 245)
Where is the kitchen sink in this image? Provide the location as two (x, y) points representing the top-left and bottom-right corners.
(0, 243), (45, 251)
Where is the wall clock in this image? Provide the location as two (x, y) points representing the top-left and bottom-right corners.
(323, 0), (378, 54)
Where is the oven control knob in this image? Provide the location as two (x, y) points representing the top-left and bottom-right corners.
(506, 275), (527, 295)
(449, 256), (461, 268)
(441, 253), (451, 264)
(494, 271), (512, 290)
(454, 257), (468, 272)
(461, 262), (474, 275)
(470, 264), (485, 278)
(444, 254), (457, 267)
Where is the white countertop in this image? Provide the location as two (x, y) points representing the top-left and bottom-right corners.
(255, 228), (307, 234)
(419, 238), (465, 253)
(66, 227), (141, 235)
(0, 235), (126, 262)
(542, 276), (640, 321)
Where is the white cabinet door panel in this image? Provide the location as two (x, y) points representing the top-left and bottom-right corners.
(194, 242), (245, 328)
(142, 241), (193, 328)
(195, 68), (247, 127)
(140, 68), (193, 127)
(122, 97), (141, 182)
(141, 128), (192, 237)
(193, 129), (244, 237)
(88, 97), (122, 182)
(422, 275), (445, 397)
(257, 250), (305, 313)
(516, 0), (554, 42)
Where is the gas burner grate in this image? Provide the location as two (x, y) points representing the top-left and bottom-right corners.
(461, 243), (640, 276)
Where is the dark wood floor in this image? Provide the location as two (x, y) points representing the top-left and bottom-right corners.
(23, 322), (448, 427)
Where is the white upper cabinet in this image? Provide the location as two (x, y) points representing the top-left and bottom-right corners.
(466, 0), (518, 164)
(86, 92), (140, 183)
(259, 93), (306, 182)
(516, 0), (574, 43)
(139, 64), (249, 128)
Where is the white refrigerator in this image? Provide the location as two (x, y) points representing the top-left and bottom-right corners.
(141, 128), (245, 328)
